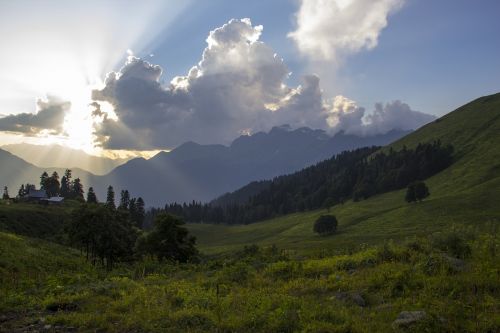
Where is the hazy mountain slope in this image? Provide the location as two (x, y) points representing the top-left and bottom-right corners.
(187, 92), (500, 254)
(2, 143), (129, 175)
(0, 148), (95, 196)
(93, 128), (409, 206)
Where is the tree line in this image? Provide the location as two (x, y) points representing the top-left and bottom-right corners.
(161, 141), (453, 225)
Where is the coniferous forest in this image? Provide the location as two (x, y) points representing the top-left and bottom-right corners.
(162, 141), (453, 225)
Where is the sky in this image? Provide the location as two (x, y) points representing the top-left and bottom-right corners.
(0, 0), (499, 157)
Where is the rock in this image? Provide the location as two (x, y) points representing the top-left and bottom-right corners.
(334, 291), (366, 307)
(351, 293), (366, 307)
(43, 324), (52, 330)
(392, 311), (427, 329)
(443, 255), (465, 273)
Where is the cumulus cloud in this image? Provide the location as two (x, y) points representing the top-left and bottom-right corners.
(0, 95), (69, 135)
(92, 18), (309, 149)
(91, 18), (433, 150)
(325, 95), (436, 135)
(289, 0), (404, 62)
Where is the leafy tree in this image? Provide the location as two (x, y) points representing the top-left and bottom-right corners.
(119, 190), (130, 210)
(406, 181), (430, 203)
(72, 177), (85, 201)
(313, 215), (338, 236)
(106, 185), (116, 210)
(414, 181), (430, 201)
(138, 213), (197, 263)
(405, 184), (417, 203)
(2, 186), (9, 200)
(67, 204), (137, 269)
(87, 187), (98, 204)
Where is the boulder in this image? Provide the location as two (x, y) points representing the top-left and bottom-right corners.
(392, 311), (427, 329)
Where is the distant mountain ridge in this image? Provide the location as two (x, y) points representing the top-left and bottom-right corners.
(93, 127), (410, 206)
(1, 143), (130, 175)
(1, 126), (410, 206)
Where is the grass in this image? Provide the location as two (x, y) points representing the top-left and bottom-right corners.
(0, 227), (498, 332)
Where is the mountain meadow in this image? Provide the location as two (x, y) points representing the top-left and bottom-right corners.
(0, 93), (499, 332)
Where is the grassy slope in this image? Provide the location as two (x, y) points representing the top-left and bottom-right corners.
(188, 93), (500, 255)
(0, 201), (81, 241)
(1, 228), (499, 332)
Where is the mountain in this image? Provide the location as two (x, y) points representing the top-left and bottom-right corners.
(94, 127), (409, 206)
(187, 92), (500, 254)
(1, 143), (130, 175)
(0, 148), (95, 196)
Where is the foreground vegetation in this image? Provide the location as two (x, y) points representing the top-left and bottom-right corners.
(1, 225), (498, 332)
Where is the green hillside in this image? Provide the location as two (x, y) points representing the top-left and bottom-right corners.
(188, 93), (500, 255)
(1, 227), (498, 332)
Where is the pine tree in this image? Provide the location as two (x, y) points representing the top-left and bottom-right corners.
(40, 171), (49, 190)
(2, 186), (9, 200)
(18, 184), (25, 198)
(136, 197), (146, 228)
(72, 178), (85, 201)
(106, 185), (116, 210)
(119, 190), (130, 210)
(87, 187), (98, 204)
(60, 169), (72, 198)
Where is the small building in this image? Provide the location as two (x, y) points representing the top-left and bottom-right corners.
(46, 196), (65, 205)
(24, 189), (48, 202)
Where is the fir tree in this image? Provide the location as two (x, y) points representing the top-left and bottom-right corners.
(87, 187), (98, 204)
(106, 185), (116, 210)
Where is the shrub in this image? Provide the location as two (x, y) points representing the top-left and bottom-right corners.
(313, 215), (338, 236)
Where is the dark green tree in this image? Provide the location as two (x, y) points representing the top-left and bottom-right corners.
(68, 204), (137, 269)
(405, 183), (417, 203)
(40, 171), (49, 190)
(313, 215), (338, 236)
(135, 197), (145, 228)
(414, 181), (430, 201)
(2, 186), (9, 200)
(87, 187), (98, 204)
(60, 169), (72, 198)
(138, 213), (197, 262)
(119, 190), (130, 210)
(45, 171), (60, 197)
(18, 184), (25, 198)
(72, 178), (85, 201)
(406, 181), (430, 203)
(106, 185), (116, 210)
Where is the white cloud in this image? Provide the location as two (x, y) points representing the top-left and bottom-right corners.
(325, 95), (436, 135)
(91, 18), (433, 150)
(289, 0), (404, 62)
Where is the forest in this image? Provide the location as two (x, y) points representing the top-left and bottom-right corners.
(162, 141), (453, 225)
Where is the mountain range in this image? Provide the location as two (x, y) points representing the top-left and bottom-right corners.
(1, 143), (130, 175)
(0, 127), (410, 206)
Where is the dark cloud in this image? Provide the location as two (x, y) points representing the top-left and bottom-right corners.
(0, 95), (69, 135)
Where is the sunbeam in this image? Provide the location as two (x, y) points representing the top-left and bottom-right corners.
(0, 0), (191, 154)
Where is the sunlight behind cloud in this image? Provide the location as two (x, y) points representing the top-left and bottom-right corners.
(0, 0), (191, 155)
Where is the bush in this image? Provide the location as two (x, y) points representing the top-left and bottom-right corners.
(313, 215), (338, 236)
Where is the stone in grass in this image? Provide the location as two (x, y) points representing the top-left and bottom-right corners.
(392, 311), (427, 329)
(334, 292), (366, 307)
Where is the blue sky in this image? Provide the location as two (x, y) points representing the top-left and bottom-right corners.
(0, 0), (499, 153)
(146, 0), (500, 116)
